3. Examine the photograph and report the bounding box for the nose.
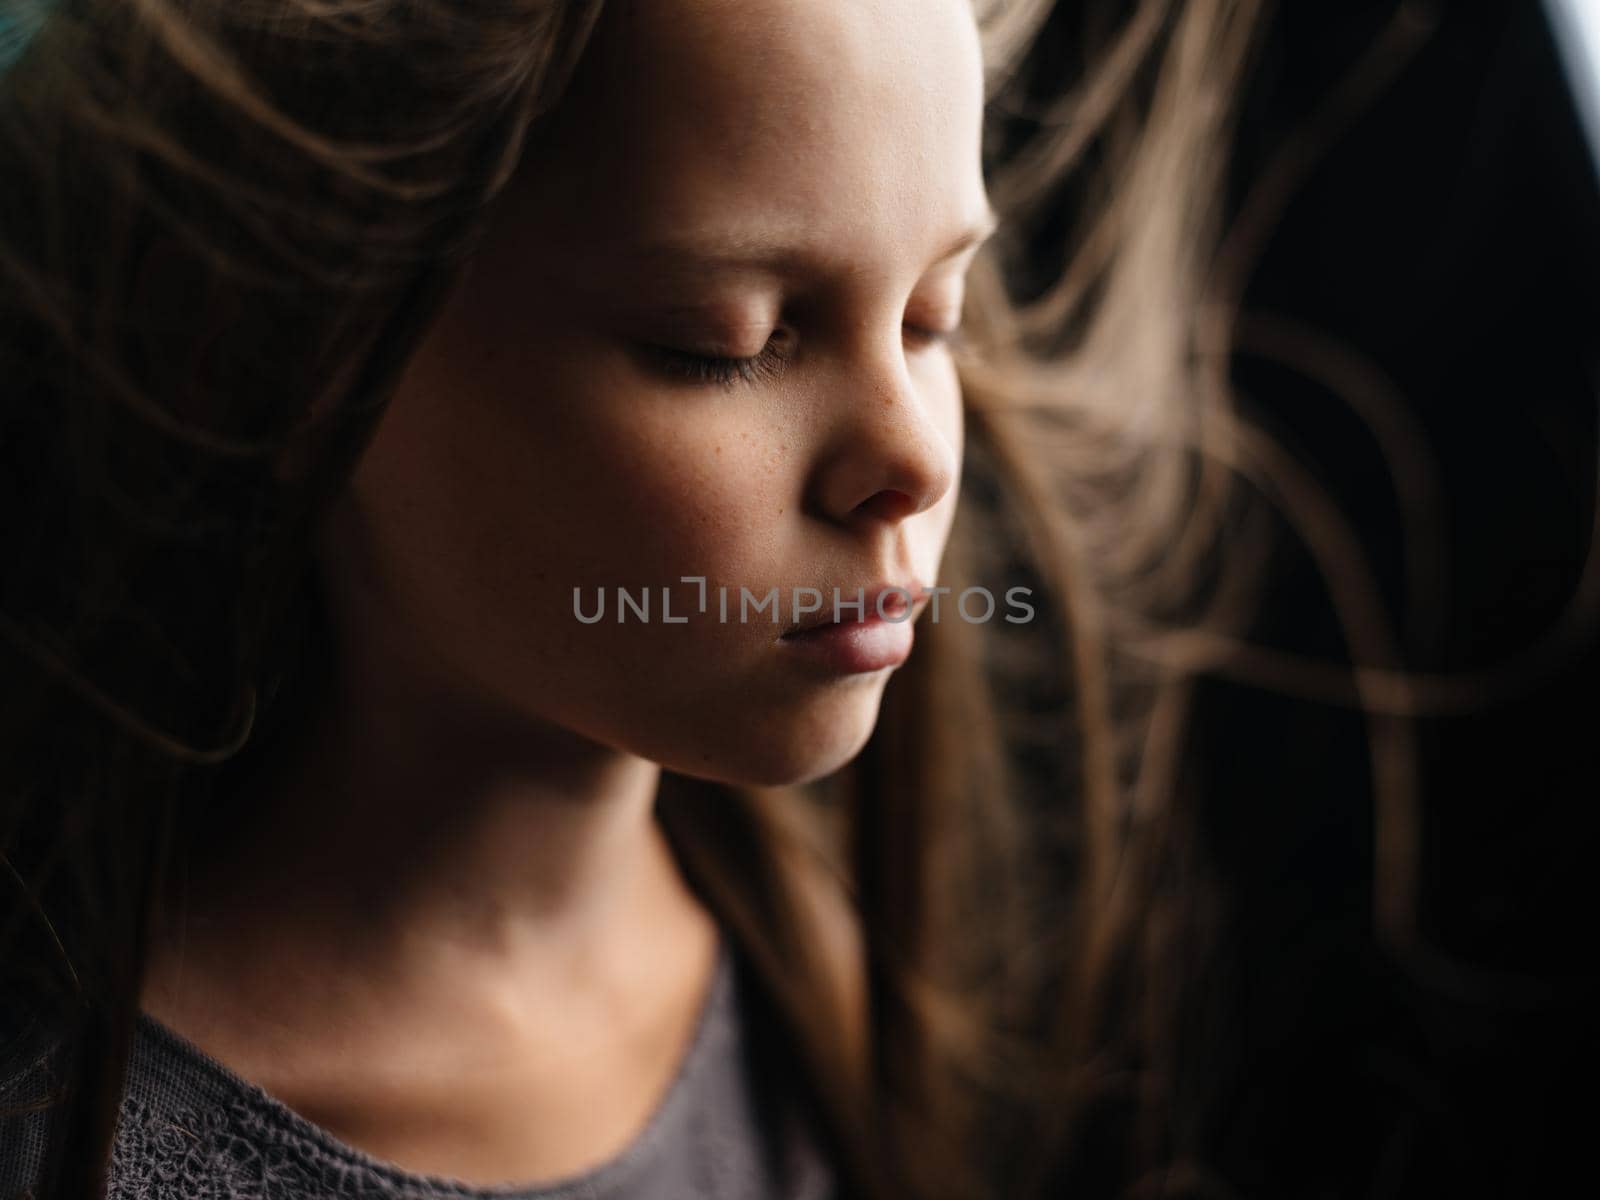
[807,342,960,527]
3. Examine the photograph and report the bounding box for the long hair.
[0,2,1268,1196]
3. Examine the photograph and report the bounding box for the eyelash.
[651,323,963,389]
[651,335,793,388]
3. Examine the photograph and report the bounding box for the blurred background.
[1018,2,1599,1196]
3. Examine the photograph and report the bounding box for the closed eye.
[645,332,793,388]
[643,320,962,388]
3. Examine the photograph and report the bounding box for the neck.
[138,579,727,1187]
[153,587,690,996]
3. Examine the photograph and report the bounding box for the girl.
[0,1,1260,1197]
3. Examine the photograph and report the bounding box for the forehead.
[511,0,990,277]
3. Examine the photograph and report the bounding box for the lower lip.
[777,616,914,674]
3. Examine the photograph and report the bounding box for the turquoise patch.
[0,0,55,78]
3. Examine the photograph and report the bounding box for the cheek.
[359,331,799,654]
[522,386,795,593]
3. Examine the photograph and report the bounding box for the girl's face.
[325,0,992,786]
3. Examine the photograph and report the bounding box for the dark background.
[1206,3,1597,1196]
[1029,3,1599,1196]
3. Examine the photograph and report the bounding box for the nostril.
[852,489,919,522]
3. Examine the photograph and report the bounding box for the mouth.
[779,580,927,640]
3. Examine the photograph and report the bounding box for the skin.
[141,0,992,1184]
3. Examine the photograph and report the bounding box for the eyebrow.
[622,204,1001,277]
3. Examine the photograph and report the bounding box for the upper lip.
[781,580,928,637]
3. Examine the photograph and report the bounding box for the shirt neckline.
[128,932,734,1198]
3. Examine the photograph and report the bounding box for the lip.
[776,615,913,674]
[780,580,928,638]
[775,580,926,675]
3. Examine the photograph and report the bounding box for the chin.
[656,682,888,789]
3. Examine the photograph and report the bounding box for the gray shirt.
[0,938,836,1199]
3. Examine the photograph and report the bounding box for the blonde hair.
[0,2,1270,1196]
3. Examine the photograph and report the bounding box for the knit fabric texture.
[0,939,835,1199]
